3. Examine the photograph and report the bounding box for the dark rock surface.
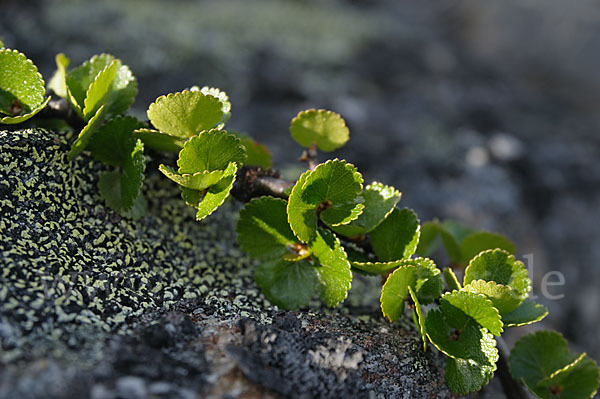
[0,129,452,398]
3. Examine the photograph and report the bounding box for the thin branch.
[231,166,292,202]
[299,143,318,171]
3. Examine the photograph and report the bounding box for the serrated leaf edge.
[0,48,49,124]
[290,108,349,152]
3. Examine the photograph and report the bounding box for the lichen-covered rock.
[0,129,451,398]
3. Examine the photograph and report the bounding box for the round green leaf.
[440,290,503,336]
[289,109,349,152]
[236,197,299,261]
[446,355,497,396]
[159,165,225,191]
[147,90,224,138]
[537,356,599,399]
[502,299,548,327]
[425,306,499,395]
[380,265,415,322]
[411,257,444,305]
[464,249,531,299]
[255,259,319,310]
[510,331,599,399]
[193,85,231,128]
[65,53,137,118]
[180,162,237,221]
[287,159,364,242]
[133,128,184,152]
[370,207,420,262]
[87,116,144,167]
[464,280,522,315]
[310,228,352,308]
[332,181,402,238]
[177,129,246,174]
[0,48,49,124]
[460,231,516,263]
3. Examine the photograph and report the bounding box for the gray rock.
[0,129,451,398]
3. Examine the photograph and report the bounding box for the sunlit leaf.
[289,109,349,152]
[0,48,49,124]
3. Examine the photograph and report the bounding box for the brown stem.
[299,143,318,170]
[230,166,293,202]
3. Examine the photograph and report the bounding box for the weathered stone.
[0,129,451,398]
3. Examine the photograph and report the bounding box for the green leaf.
[0,48,49,124]
[66,54,112,111]
[159,165,225,191]
[443,220,476,242]
[459,232,516,263]
[255,259,319,310]
[464,249,531,299]
[0,39,3,48]
[351,259,408,275]
[439,290,503,336]
[332,182,402,238]
[147,90,224,138]
[97,139,145,213]
[83,60,117,121]
[236,197,298,261]
[107,60,137,116]
[87,116,144,167]
[415,221,440,257]
[370,207,420,262]
[48,53,70,98]
[408,285,427,351]
[99,171,124,212]
[446,355,498,396]
[425,306,498,395]
[289,109,349,152]
[193,86,231,128]
[180,162,237,221]
[287,159,364,242]
[177,129,246,174]
[411,257,444,305]
[425,307,498,360]
[68,104,108,161]
[510,331,599,399]
[415,220,461,262]
[235,133,273,169]
[132,128,184,152]
[122,194,148,220]
[537,356,599,399]
[380,265,415,322]
[121,139,146,210]
[310,228,352,308]
[65,54,137,118]
[443,267,462,292]
[502,299,548,327]
[464,280,522,315]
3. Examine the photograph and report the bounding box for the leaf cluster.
[2,47,598,398]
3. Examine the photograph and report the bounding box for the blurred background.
[2,0,599,360]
